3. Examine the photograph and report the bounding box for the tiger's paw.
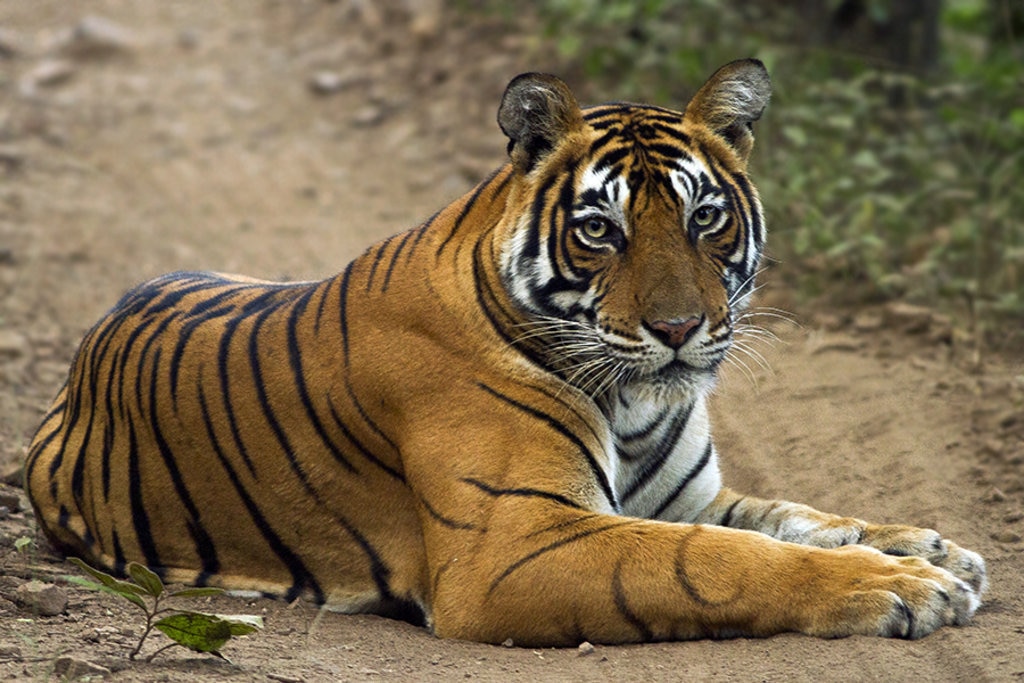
[859,524,988,597]
[802,545,982,639]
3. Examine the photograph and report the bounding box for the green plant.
[66,558,263,662]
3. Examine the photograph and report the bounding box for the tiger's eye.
[581,218,609,240]
[692,206,720,228]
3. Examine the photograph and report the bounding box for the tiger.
[25,59,986,646]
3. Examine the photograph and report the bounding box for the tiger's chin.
[616,359,720,405]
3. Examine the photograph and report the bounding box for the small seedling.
[66,557,263,662]
[13,536,34,554]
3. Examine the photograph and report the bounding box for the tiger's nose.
[648,316,703,349]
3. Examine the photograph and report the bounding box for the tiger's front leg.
[695,488,988,595]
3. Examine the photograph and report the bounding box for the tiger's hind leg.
[696,488,988,596]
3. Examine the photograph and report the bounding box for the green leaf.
[154,613,233,653]
[13,537,33,553]
[169,587,226,599]
[68,558,151,598]
[215,614,264,636]
[127,562,164,598]
[65,575,148,610]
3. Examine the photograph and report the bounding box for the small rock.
[0,506,8,521]
[992,530,1022,544]
[177,28,201,50]
[883,302,933,335]
[985,487,1007,503]
[808,334,863,355]
[14,580,67,616]
[981,439,1005,458]
[501,638,514,648]
[0,644,21,661]
[309,71,355,96]
[20,59,76,95]
[1004,511,1024,523]
[62,15,136,58]
[0,146,25,174]
[409,0,443,41]
[0,28,26,58]
[52,656,111,679]
[852,312,883,332]
[0,461,23,486]
[577,641,595,656]
[0,485,21,512]
[266,674,303,683]
[0,330,28,361]
[351,105,385,127]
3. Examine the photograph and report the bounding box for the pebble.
[0,644,21,661]
[0,146,25,173]
[883,301,934,335]
[14,580,68,617]
[501,638,514,648]
[20,59,76,95]
[309,71,357,96]
[52,656,111,679]
[351,105,386,127]
[992,530,1022,544]
[577,641,595,656]
[0,486,21,512]
[0,28,25,58]
[61,15,136,58]
[0,330,28,361]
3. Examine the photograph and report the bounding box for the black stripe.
[196,379,323,603]
[325,396,402,481]
[126,412,162,573]
[147,347,218,575]
[420,495,481,531]
[720,497,744,528]
[476,382,617,511]
[313,277,334,335]
[23,400,65,485]
[622,402,695,502]
[488,520,631,595]
[344,381,405,481]
[613,561,653,641]
[434,167,506,260]
[462,477,585,511]
[218,316,258,476]
[286,290,358,473]
[381,229,415,293]
[652,441,714,519]
[365,239,391,292]
[248,305,320,497]
[521,172,560,262]
[338,261,355,364]
[406,209,441,262]
[616,406,670,447]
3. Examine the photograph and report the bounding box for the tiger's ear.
[498,73,584,173]
[683,59,771,164]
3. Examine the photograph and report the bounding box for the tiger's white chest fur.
[606,386,722,522]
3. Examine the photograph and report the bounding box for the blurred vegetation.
[462,0,1024,349]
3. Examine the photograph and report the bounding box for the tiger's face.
[496,63,770,400]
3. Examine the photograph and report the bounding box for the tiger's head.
[495,60,771,402]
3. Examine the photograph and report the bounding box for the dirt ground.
[0,2,1022,681]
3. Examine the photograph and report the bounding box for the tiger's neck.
[606,385,722,523]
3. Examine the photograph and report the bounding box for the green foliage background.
[467,0,1023,347]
